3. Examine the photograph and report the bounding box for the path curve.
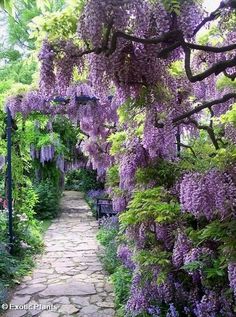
[3,191,115,317]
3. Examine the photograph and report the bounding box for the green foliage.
[0,248,19,282]
[0,58,36,113]
[117,99,145,126]
[0,244,37,307]
[182,260,204,272]
[120,187,180,228]
[97,227,120,274]
[106,165,120,187]
[168,60,184,77]
[0,215,9,245]
[65,168,103,192]
[0,0,13,13]
[178,132,223,172]
[181,254,227,287]
[0,186,43,307]
[11,185,43,254]
[162,0,181,14]
[135,159,181,188]
[112,266,132,312]
[97,227,118,247]
[97,224,132,313]
[135,249,171,269]
[35,0,65,12]
[197,24,223,46]
[40,219,52,234]
[24,118,65,154]
[186,219,236,287]
[7,0,40,48]
[204,258,227,279]
[34,180,61,219]
[108,131,127,155]
[0,48,21,61]
[29,2,81,43]
[217,76,236,92]
[221,103,236,125]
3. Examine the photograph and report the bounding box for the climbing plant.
[1,0,236,316]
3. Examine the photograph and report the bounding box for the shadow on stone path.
[3,191,115,317]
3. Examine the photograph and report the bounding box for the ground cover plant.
[0,0,236,316]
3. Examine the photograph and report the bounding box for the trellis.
[5,93,182,253]
[5,94,98,253]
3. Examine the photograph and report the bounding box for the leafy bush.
[0,196,42,309]
[120,187,180,228]
[97,216,133,314]
[65,168,103,192]
[97,225,120,274]
[34,180,61,219]
[106,165,120,187]
[135,159,181,189]
[0,248,18,282]
[112,266,132,313]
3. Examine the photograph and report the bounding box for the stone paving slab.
[2,191,115,317]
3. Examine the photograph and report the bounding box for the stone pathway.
[3,191,115,317]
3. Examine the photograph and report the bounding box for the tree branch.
[183,45,236,82]
[185,119,220,150]
[177,142,197,157]
[192,2,226,36]
[186,42,236,53]
[106,30,182,55]
[157,41,182,58]
[173,93,236,123]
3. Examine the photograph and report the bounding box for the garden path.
[3,191,115,317]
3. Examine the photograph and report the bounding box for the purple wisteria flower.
[193,291,218,317]
[172,231,192,268]
[117,244,135,270]
[87,189,105,201]
[180,169,236,220]
[147,306,161,317]
[228,262,236,298]
[166,303,179,317]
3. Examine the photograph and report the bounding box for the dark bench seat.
[96,198,117,220]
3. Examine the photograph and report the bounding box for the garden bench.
[96,198,117,220]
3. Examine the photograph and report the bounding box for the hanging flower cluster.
[180,169,236,220]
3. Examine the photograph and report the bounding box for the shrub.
[97,225,120,274]
[111,266,132,313]
[65,168,103,192]
[0,247,18,282]
[97,217,133,314]
[0,185,43,309]
[97,217,120,273]
[34,180,61,219]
